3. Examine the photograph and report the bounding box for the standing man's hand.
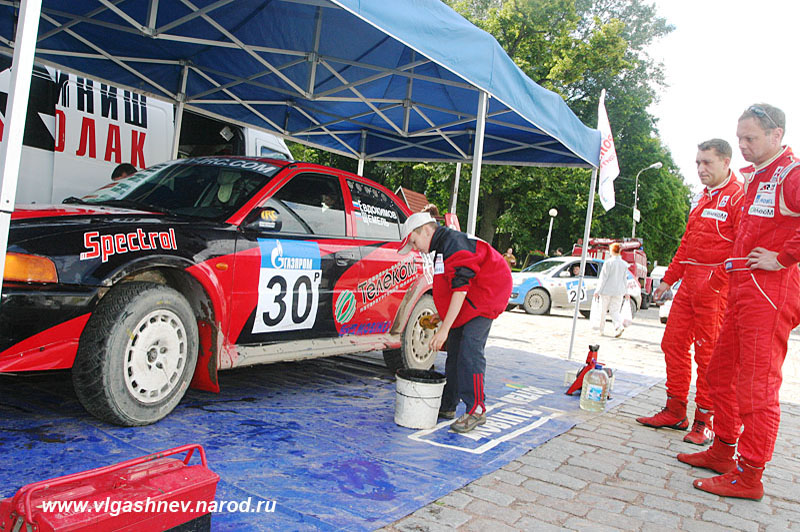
[654,281,671,300]
[747,247,784,271]
[429,325,450,352]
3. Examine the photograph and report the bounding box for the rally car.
[0,157,437,426]
[507,257,641,317]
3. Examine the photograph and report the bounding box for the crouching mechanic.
[678,103,800,500]
[399,212,512,433]
[637,139,744,445]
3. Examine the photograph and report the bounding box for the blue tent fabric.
[0,0,600,167]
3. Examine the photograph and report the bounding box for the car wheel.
[579,310,591,319]
[506,304,518,312]
[522,288,550,315]
[72,282,198,426]
[640,292,650,310]
[383,294,437,372]
[630,298,639,316]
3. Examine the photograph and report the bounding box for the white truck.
[0,58,292,204]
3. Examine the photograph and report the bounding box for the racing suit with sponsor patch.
[660,172,744,410]
[706,146,800,465]
[429,226,512,415]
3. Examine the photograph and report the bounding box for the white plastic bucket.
[394,369,446,429]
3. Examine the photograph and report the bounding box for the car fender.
[510,276,544,305]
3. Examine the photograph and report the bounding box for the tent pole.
[466,91,488,236]
[171,64,189,159]
[567,167,599,361]
[0,0,42,299]
[450,162,461,214]
[357,129,366,176]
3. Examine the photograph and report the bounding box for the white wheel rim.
[124,309,187,404]
[408,308,436,367]
[526,291,544,310]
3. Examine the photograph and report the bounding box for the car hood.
[11,204,156,221]
[511,271,542,284]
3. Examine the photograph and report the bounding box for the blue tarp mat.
[0,347,657,531]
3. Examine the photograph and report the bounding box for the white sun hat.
[398,212,436,254]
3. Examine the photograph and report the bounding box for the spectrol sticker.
[80,228,176,262]
[253,239,322,334]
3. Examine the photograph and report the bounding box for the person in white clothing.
[593,242,630,337]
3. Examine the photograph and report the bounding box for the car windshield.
[521,259,565,274]
[75,158,280,221]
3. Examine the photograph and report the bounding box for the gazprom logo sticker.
[335,290,357,324]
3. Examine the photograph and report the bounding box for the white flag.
[597,89,619,211]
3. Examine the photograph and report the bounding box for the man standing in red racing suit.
[399,212,512,434]
[637,139,744,445]
[678,104,800,500]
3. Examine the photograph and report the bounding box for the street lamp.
[545,208,558,255]
[632,162,662,239]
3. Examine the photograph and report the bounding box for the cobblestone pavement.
[382,306,800,531]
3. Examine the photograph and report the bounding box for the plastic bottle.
[579,363,609,412]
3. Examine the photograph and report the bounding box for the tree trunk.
[477,195,502,246]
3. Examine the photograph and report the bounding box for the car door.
[231,171,360,344]
[337,178,412,337]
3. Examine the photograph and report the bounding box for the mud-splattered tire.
[72,282,198,426]
[383,294,437,372]
[522,288,550,315]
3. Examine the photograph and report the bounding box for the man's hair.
[421,203,440,217]
[739,103,786,135]
[610,243,621,254]
[697,138,732,159]
[112,163,137,179]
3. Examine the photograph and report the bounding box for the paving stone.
[500,460,523,472]
[617,468,668,487]
[556,463,609,484]
[460,518,519,532]
[624,505,683,528]
[531,495,591,517]
[435,491,472,509]
[573,492,626,513]
[682,519,742,532]
[460,499,521,525]
[410,505,470,528]
[520,478,577,500]
[565,455,619,475]
[515,501,570,523]
[490,468,527,486]
[462,484,515,507]
[393,517,453,532]
[701,509,760,532]
[518,465,588,491]
[513,516,563,531]
[490,480,539,503]
[625,461,670,479]
[586,508,645,530]
[562,517,621,532]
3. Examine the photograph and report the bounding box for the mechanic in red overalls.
[399,212,512,434]
[637,139,744,445]
[678,104,800,500]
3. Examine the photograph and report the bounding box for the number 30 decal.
[253,240,322,333]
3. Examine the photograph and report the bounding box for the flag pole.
[567,89,618,361]
[567,167,598,361]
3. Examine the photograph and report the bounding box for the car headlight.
[4,253,59,283]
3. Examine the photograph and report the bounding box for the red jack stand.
[566,344,599,395]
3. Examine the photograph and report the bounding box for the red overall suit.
[637,172,743,444]
[679,146,800,499]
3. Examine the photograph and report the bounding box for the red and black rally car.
[0,157,437,426]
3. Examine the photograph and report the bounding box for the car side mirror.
[244,207,283,232]
[558,271,571,278]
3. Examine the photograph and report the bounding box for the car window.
[347,180,405,240]
[269,173,346,237]
[584,262,600,277]
[79,158,278,221]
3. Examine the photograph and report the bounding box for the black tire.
[660,316,668,324]
[72,282,199,426]
[506,304,518,312]
[640,291,650,310]
[630,298,639,316]
[579,310,591,319]
[522,288,550,315]
[383,294,437,372]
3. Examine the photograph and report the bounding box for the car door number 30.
[254,240,322,333]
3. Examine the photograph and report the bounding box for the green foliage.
[288,0,691,266]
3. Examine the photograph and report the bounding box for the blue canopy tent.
[0,0,601,295]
